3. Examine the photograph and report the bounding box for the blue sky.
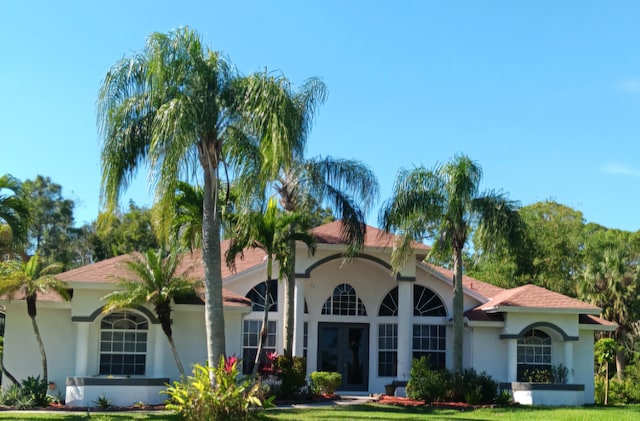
[1,1,639,231]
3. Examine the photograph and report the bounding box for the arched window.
[378,285,446,317]
[99,311,148,375]
[322,283,367,316]
[245,279,278,312]
[517,329,552,381]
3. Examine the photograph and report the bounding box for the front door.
[317,323,369,391]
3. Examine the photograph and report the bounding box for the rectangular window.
[378,323,397,377]
[242,320,276,375]
[303,322,308,359]
[99,312,148,375]
[412,324,446,370]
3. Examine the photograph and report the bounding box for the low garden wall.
[65,377,169,407]
[510,382,585,406]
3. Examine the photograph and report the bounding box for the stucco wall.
[3,302,75,395]
[470,326,508,382]
[575,330,596,404]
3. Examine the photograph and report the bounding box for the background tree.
[22,176,76,268]
[595,337,619,405]
[98,27,300,367]
[226,197,314,376]
[102,247,195,377]
[380,154,523,372]
[0,174,30,252]
[0,254,70,385]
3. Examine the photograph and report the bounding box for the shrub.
[20,375,48,407]
[92,393,113,409]
[165,356,266,420]
[407,357,498,404]
[0,384,31,408]
[274,356,309,399]
[407,357,445,402]
[309,371,342,395]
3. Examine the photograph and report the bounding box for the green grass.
[260,404,640,421]
[0,405,638,421]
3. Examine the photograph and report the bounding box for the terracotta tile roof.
[478,284,601,312]
[311,221,431,252]
[420,263,506,300]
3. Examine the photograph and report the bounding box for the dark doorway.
[317,323,369,391]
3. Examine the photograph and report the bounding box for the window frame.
[98,311,149,376]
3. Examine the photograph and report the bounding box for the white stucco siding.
[575,330,596,403]
[69,288,110,317]
[504,313,579,339]
[469,326,508,382]
[2,302,75,394]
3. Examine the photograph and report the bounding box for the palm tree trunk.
[252,258,272,377]
[30,315,48,384]
[202,162,226,369]
[452,247,464,372]
[166,334,186,378]
[1,359,19,386]
[283,236,296,358]
[615,348,625,381]
[605,364,609,405]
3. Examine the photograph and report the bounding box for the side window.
[99,311,148,375]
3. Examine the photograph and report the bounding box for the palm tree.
[226,197,314,376]
[0,174,30,248]
[102,247,195,377]
[98,27,298,367]
[380,154,523,372]
[0,254,70,384]
[578,246,639,379]
[243,77,379,357]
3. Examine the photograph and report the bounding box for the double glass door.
[317,323,369,391]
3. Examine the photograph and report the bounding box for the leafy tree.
[92,201,159,261]
[380,154,523,372]
[22,176,76,267]
[98,27,299,367]
[102,247,195,377]
[0,174,30,250]
[226,197,314,376]
[0,254,70,385]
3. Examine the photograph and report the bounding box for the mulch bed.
[0,403,167,412]
[376,394,497,410]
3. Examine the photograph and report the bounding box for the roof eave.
[484,306,601,315]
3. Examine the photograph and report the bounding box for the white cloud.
[615,78,640,94]
[601,162,640,177]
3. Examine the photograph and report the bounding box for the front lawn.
[0,404,638,420]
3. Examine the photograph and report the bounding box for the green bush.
[595,376,640,405]
[309,371,342,395]
[20,375,49,407]
[274,356,309,399]
[407,357,498,404]
[165,356,266,420]
[0,384,32,408]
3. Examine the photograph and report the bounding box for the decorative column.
[74,322,90,376]
[507,338,518,382]
[292,277,305,357]
[396,280,413,380]
[564,341,574,383]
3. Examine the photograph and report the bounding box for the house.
[1,221,616,406]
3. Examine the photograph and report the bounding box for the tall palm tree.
[578,246,639,379]
[0,174,30,248]
[242,76,379,357]
[98,27,298,367]
[226,197,315,376]
[102,247,195,377]
[380,154,523,372]
[0,254,70,384]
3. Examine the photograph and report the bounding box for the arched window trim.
[377,285,447,317]
[322,283,367,316]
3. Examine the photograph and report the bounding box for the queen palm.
[226,197,314,376]
[102,247,195,377]
[244,77,379,357]
[0,174,30,247]
[98,28,298,367]
[380,154,523,372]
[0,254,70,385]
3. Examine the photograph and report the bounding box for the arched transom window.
[245,279,278,312]
[378,285,446,317]
[99,311,148,375]
[322,283,367,316]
